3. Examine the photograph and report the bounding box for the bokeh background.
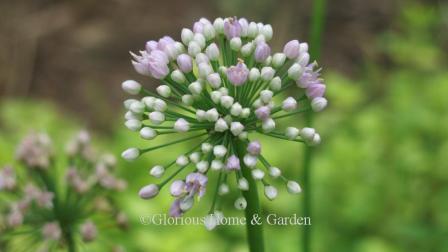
[1,0,447,251]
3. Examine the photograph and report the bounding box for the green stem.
[236,141,265,252]
[302,0,327,251]
[66,231,76,252]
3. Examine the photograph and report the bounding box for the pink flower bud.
[170,180,186,197]
[226,62,249,86]
[283,40,300,59]
[306,83,326,99]
[176,54,193,73]
[224,17,242,39]
[145,40,158,53]
[255,106,271,120]
[81,221,97,242]
[139,184,159,199]
[226,155,241,170]
[247,141,261,155]
[254,42,271,63]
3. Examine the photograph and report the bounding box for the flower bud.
[230,122,245,136]
[193,33,206,49]
[213,145,227,158]
[211,160,224,170]
[139,184,159,199]
[206,108,219,122]
[205,43,220,61]
[149,111,165,125]
[124,98,139,109]
[141,97,155,109]
[309,133,321,146]
[218,87,228,95]
[227,62,249,86]
[220,95,234,109]
[180,196,194,211]
[260,90,273,103]
[254,42,270,63]
[177,54,193,73]
[243,154,257,167]
[174,118,190,132]
[210,91,222,103]
[156,85,171,98]
[80,221,97,242]
[299,42,309,54]
[125,119,142,131]
[196,53,209,65]
[272,53,286,68]
[182,94,194,106]
[153,99,167,112]
[241,108,251,118]
[188,41,201,56]
[230,102,243,116]
[145,40,158,52]
[287,181,302,194]
[224,18,242,39]
[170,180,185,197]
[204,214,218,231]
[269,77,282,91]
[230,37,242,51]
[306,84,326,98]
[176,155,189,166]
[237,178,249,191]
[269,166,281,178]
[202,24,216,40]
[219,184,230,195]
[247,141,261,155]
[262,118,276,132]
[288,63,303,80]
[311,97,328,112]
[249,68,260,81]
[252,169,265,180]
[188,81,203,95]
[207,73,221,89]
[285,127,300,140]
[201,143,213,153]
[234,197,247,210]
[196,109,206,122]
[198,63,213,78]
[171,69,186,83]
[122,80,141,95]
[264,185,278,200]
[140,127,157,140]
[282,97,297,111]
[129,101,145,114]
[300,127,315,141]
[260,67,275,81]
[196,161,209,173]
[241,42,254,57]
[297,52,310,67]
[283,40,300,59]
[213,18,225,34]
[214,118,229,132]
[121,148,140,161]
[150,165,165,178]
[260,24,273,41]
[255,106,271,120]
[181,28,194,45]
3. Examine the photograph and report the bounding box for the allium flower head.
[122,17,328,230]
[0,131,128,250]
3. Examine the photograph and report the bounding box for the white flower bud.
[264,185,278,200]
[254,34,265,44]
[213,18,224,34]
[138,184,159,199]
[252,169,265,180]
[130,101,145,114]
[269,166,281,178]
[230,37,242,51]
[261,67,275,81]
[260,90,273,103]
[220,95,234,109]
[300,127,316,141]
[218,87,229,96]
[287,181,302,194]
[269,77,282,91]
[121,148,140,161]
[213,145,227,158]
[211,159,224,170]
[210,91,222,103]
[237,178,249,191]
[125,119,142,131]
[201,143,213,153]
[122,80,141,95]
[174,118,190,132]
[309,133,321,146]
[218,184,229,195]
[188,81,203,95]
[193,33,206,49]
[140,127,157,140]
[205,108,219,122]
[214,118,229,132]
[230,122,245,136]
[223,115,233,125]
[203,24,216,40]
[241,42,254,57]
[238,131,248,140]
[149,165,164,178]
[282,97,297,111]
[204,214,218,231]
[252,98,263,108]
[188,41,201,56]
[196,53,209,64]
[182,94,194,106]
[241,108,251,118]
[196,109,206,122]
[218,66,227,75]
[189,152,201,164]
[261,24,273,41]
[149,111,165,125]
[243,154,257,168]
[125,111,141,121]
[124,99,139,109]
[311,97,328,112]
[262,118,276,132]
[153,99,167,112]
[141,97,155,109]
[247,22,258,38]
[234,197,247,210]
[264,56,272,66]
[297,52,310,67]
[181,28,194,45]
[198,63,213,78]
[230,102,243,116]
[196,161,209,173]
[171,70,186,83]
[272,53,286,68]
[207,73,221,89]
[249,68,260,81]
[176,155,189,166]
[285,127,300,140]
[299,42,309,54]
[288,63,303,80]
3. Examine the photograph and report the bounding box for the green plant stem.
[66,231,76,252]
[236,141,265,252]
[303,0,327,252]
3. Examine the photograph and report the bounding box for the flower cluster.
[121,17,328,230]
[0,131,128,251]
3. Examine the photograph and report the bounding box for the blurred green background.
[1,0,447,251]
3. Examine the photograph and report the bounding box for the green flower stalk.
[0,131,128,252]
[121,17,328,251]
